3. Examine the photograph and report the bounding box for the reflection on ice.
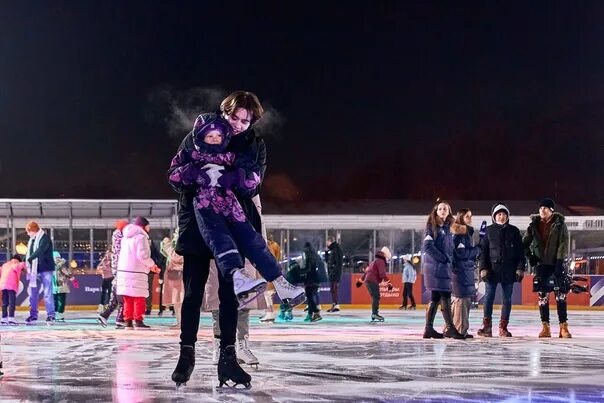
[1,309,604,401]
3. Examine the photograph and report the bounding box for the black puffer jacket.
[168,115,267,257]
[479,223,525,284]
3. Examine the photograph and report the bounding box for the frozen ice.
[1,308,604,402]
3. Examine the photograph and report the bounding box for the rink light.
[15,242,28,255]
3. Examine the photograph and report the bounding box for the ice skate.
[371,313,385,322]
[172,345,195,389]
[232,268,267,308]
[45,316,55,326]
[124,320,134,330]
[217,345,252,389]
[134,320,151,330]
[96,314,108,328]
[284,309,293,321]
[273,275,305,307]
[259,311,276,323]
[0,318,7,326]
[25,316,37,326]
[310,312,322,322]
[327,304,340,313]
[212,337,220,365]
[236,336,259,369]
[55,312,65,323]
[96,304,104,313]
[8,318,18,326]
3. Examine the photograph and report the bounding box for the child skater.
[1,255,27,325]
[356,247,393,322]
[52,252,79,322]
[116,217,160,330]
[168,115,304,308]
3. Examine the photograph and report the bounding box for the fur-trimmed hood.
[451,223,474,236]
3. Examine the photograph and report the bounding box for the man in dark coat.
[523,197,571,338]
[325,236,343,313]
[477,203,525,337]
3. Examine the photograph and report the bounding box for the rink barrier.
[13,273,604,309]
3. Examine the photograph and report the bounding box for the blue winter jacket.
[451,224,480,298]
[422,221,454,292]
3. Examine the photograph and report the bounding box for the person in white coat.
[116,217,159,330]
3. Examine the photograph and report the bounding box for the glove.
[516,270,525,283]
[198,163,225,187]
[479,221,487,238]
[480,269,489,281]
[554,259,565,277]
[528,254,540,267]
[387,283,393,291]
[71,278,80,289]
[217,167,244,189]
[355,280,363,288]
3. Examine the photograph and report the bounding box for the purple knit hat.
[193,114,231,150]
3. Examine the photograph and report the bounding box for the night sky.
[1,2,604,205]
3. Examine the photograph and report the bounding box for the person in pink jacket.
[1,255,27,325]
[356,247,393,322]
[116,217,160,330]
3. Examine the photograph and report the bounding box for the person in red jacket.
[356,247,393,322]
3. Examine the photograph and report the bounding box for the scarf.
[26,229,44,289]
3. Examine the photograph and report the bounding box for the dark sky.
[1,1,604,205]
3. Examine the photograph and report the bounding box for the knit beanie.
[539,197,555,211]
[133,216,149,228]
[380,246,392,261]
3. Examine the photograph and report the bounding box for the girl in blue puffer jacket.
[422,201,464,339]
[451,209,480,338]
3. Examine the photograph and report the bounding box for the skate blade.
[283,292,306,308]
[175,382,187,390]
[237,287,267,309]
[216,380,252,390]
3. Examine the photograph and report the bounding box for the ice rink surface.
[1,308,604,402]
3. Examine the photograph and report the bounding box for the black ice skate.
[217,345,251,389]
[172,345,195,389]
[371,313,385,322]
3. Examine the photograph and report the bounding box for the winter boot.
[423,301,444,339]
[217,345,252,389]
[559,322,572,338]
[538,322,551,338]
[371,313,385,322]
[232,268,267,307]
[477,317,492,337]
[134,320,151,330]
[211,337,221,365]
[273,275,306,307]
[172,345,195,388]
[499,320,512,337]
[116,304,125,327]
[236,336,259,368]
[441,297,465,339]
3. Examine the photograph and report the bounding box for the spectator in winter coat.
[160,230,185,330]
[0,255,27,325]
[400,255,417,310]
[24,221,55,325]
[301,242,327,323]
[52,252,79,322]
[477,203,525,338]
[115,217,160,330]
[97,219,128,328]
[147,240,166,315]
[523,197,572,338]
[356,247,393,322]
[451,209,480,338]
[168,114,304,309]
[422,201,464,339]
[325,236,344,313]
